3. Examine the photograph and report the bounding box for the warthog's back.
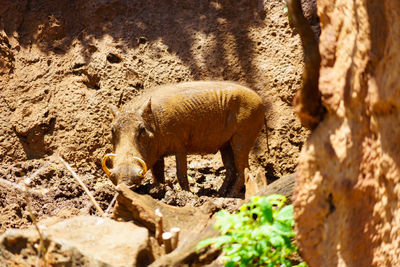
[142,81,264,154]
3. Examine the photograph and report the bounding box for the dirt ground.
[0,0,317,239]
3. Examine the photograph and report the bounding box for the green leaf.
[196,237,219,252]
[215,210,231,222]
[226,243,242,256]
[283,6,288,14]
[256,239,270,254]
[213,235,232,248]
[196,235,232,253]
[197,195,305,267]
[260,197,273,223]
[265,194,286,209]
[294,262,308,267]
[276,205,294,222]
[215,211,236,235]
[270,232,285,247]
[272,221,295,237]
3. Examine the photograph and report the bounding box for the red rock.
[294,0,400,266]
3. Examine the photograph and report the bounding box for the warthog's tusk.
[102,153,116,176]
[101,154,148,178]
[132,156,148,177]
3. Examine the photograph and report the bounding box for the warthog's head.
[102,99,156,188]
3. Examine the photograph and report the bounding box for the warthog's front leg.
[152,157,165,184]
[176,153,189,191]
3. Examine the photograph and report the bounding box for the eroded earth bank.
[0,0,320,266]
[294,0,400,266]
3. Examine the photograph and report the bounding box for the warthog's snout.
[102,153,148,187]
[109,165,144,187]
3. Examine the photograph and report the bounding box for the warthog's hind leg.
[219,142,237,196]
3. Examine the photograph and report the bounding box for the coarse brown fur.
[109,81,265,197]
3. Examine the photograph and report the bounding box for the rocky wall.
[294,0,400,265]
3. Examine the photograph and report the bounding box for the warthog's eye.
[111,127,118,146]
[138,123,146,138]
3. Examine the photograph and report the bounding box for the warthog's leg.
[219,142,237,196]
[229,134,255,198]
[176,153,189,191]
[229,153,249,198]
[152,157,165,184]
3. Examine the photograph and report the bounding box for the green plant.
[197,194,306,267]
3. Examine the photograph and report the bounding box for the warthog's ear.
[140,98,155,133]
[110,104,119,118]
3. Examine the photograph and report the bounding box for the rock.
[294,0,400,266]
[112,183,221,262]
[244,167,268,199]
[112,184,213,236]
[0,216,153,266]
[112,184,241,266]
[257,173,295,203]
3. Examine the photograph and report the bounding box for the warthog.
[102,81,264,197]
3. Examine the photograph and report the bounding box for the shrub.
[197,194,306,267]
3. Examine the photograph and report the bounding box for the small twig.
[24,163,49,186]
[143,68,154,89]
[1,163,49,197]
[171,227,180,250]
[57,156,105,217]
[0,178,48,196]
[117,91,124,108]
[104,192,118,217]
[21,164,49,267]
[24,190,46,267]
[44,242,56,265]
[162,232,173,254]
[155,208,163,245]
